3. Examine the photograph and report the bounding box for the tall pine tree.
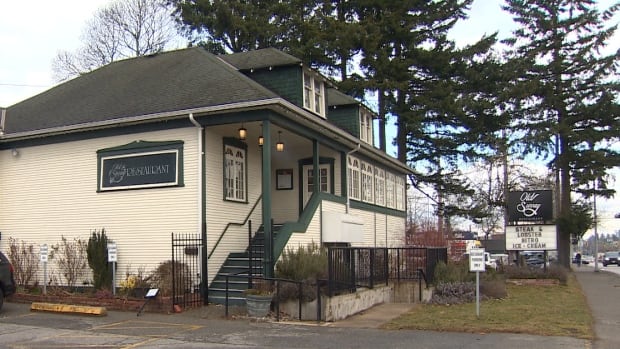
[502,0,620,267]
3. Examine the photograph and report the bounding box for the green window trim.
[96,140,184,192]
[223,137,249,203]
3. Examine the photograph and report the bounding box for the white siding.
[0,127,199,286]
[281,201,325,254]
[204,128,263,283]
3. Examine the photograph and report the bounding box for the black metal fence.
[327,247,447,296]
[171,233,204,310]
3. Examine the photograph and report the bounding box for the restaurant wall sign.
[507,190,553,223]
[97,140,183,191]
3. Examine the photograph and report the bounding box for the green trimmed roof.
[220,48,302,71]
[5,47,277,134]
[327,88,360,107]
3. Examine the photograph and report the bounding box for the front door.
[302,163,331,208]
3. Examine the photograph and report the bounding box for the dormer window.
[304,72,325,117]
[360,109,373,145]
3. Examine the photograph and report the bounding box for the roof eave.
[0,98,412,174]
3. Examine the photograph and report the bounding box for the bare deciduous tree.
[52,0,179,81]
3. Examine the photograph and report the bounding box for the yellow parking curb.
[30,302,107,316]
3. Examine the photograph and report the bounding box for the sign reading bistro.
[505,224,557,251]
[97,141,183,191]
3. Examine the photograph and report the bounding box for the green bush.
[275,242,327,302]
[87,229,112,290]
[275,242,327,281]
[433,261,474,284]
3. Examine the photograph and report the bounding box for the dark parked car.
[602,252,619,267]
[0,251,17,311]
[526,256,546,268]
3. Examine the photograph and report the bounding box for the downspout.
[0,107,6,136]
[346,143,361,213]
[189,113,208,304]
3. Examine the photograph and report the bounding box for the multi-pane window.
[386,172,396,209]
[303,72,324,117]
[224,144,246,202]
[374,167,385,206]
[359,110,373,145]
[361,162,374,203]
[348,157,360,200]
[306,167,328,193]
[396,176,405,211]
[345,157,405,212]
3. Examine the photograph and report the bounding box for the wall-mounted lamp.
[11,148,19,157]
[258,135,264,147]
[276,131,284,152]
[238,123,247,140]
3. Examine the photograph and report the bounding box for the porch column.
[313,139,319,195]
[261,121,274,278]
[341,150,348,209]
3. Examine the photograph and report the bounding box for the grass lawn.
[382,274,593,339]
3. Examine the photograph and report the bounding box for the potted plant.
[243,280,273,317]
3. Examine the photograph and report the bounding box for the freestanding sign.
[505,224,557,251]
[39,244,48,263]
[469,248,485,272]
[107,243,117,262]
[507,190,553,223]
[108,242,117,296]
[469,248,485,318]
[40,244,48,295]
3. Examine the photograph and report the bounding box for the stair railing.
[208,195,262,260]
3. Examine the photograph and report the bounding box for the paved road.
[0,301,588,349]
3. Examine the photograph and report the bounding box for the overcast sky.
[0,0,618,235]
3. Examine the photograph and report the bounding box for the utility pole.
[593,179,600,272]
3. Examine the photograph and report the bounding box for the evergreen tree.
[502,0,620,267]
[87,229,112,290]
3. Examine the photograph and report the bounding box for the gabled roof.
[220,48,302,71]
[327,88,360,107]
[327,87,378,119]
[5,47,277,134]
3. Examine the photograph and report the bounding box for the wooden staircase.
[207,226,279,305]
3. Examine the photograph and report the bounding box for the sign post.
[40,244,48,295]
[107,243,117,296]
[469,248,485,318]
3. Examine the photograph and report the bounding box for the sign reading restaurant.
[97,140,183,191]
[507,190,553,223]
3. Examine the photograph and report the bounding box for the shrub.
[275,242,327,281]
[148,260,192,297]
[433,260,474,284]
[244,279,273,296]
[431,260,507,304]
[430,282,476,304]
[50,236,88,288]
[480,279,507,299]
[87,229,112,290]
[503,263,569,284]
[119,266,152,298]
[275,242,327,302]
[7,237,40,287]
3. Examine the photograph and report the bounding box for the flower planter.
[245,294,272,317]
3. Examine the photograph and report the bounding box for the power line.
[0,83,49,87]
